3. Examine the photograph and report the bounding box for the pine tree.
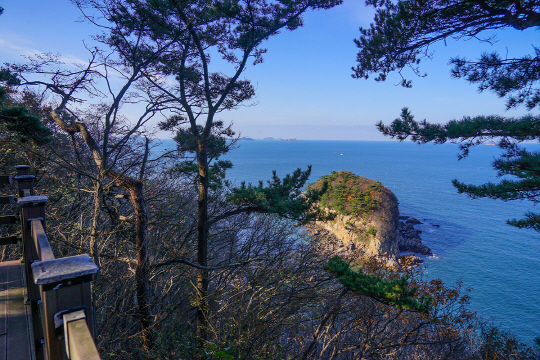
[0,70,53,145]
[353,0,540,231]
[88,0,342,341]
[377,109,540,230]
[353,0,540,110]
[324,256,431,312]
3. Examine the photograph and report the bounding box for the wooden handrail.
[0,195,16,204]
[0,175,13,185]
[31,219,55,261]
[10,166,101,360]
[64,310,101,360]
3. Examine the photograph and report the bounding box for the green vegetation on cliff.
[307,171,397,219]
[325,256,431,312]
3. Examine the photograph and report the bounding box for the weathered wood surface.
[31,220,54,262]
[0,260,35,360]
[64,311,100,360]
[32,254,98,285]
[32,253,99,359]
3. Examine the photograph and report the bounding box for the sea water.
[158,139,540,344]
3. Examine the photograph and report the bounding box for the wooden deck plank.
[0,260,7,360]
[0,261,35,360]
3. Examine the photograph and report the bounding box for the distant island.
[234,137,302,141]
[484,140,496,146]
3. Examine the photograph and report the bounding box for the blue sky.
[0,0,537,140]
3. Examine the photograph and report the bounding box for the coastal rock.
[306,223,400,269]
[406,217,422,224]
[306,171,433,268]
[313,211,400,264]
[307,172,400,268]
[397,221,432,255]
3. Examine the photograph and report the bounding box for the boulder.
[397,220,432,255]
[406,217,422,224]
[398,232,432,255]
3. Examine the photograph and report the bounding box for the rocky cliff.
[306,171,400,267]
[306,171,432,268]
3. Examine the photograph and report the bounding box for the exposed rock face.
[313,210,400,267]
[306,172,432,268]
[306,172,400,268]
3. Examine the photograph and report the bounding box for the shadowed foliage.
[0,70,53,145]
[325,255,431,312]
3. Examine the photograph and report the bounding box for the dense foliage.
[85,0,344,342]
[0,74,53,145]
[307,170,391,218]
[325,255,431,312]
[2,1,540,358]
[2,84,539,359]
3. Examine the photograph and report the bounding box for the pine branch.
[324,256,431,312]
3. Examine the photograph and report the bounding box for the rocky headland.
[305,171,432,268]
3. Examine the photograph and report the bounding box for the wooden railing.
[1,165,101,360]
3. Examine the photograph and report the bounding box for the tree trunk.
[196,138,209,342]
[129,182,154,351]
[89,179,102,269]
[51,106,154,350]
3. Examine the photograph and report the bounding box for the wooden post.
[18,195,48,358]
[32,255,99,360]
[15,175,35,198]
[15,165,36,197]
[15,166,101,359]
[15,165,30,175]
[15,164,31,176]
[15,164,35,197]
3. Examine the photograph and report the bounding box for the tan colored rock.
[313,211,399,263]
[310,186,399,267]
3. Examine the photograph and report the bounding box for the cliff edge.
[306,171,400,267]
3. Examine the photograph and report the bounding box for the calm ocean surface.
[158,139,540,344]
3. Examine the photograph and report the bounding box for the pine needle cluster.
[324,256,431,312]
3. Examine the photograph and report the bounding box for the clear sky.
[0,0,537,140]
